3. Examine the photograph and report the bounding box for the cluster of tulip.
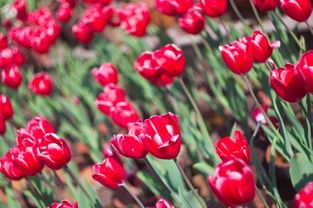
[0,94,14,135]
[0,116,71,180]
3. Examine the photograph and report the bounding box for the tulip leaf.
[177,189,203,208]
[193,162,214,176]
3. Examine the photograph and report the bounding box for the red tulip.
[0,34,8,50]
[16,128,37,146]
[26,116,55,139]
[57,0,76,8]
[12,0,28,21]
[72,22,94,44]
[12,47,25,66]
[279,0,312,22]
[92,156,126,189]
[253,0,278,12]
[1,65,23,89]
[155,0,193,16]
[270,64,307,102]
[0,94,14,120]
[216,130,250,164]
[83,4,113,33]
[56,3,73,22]
[141,112,181,159]
[208,159,256,207]
[111,122,147,159]
[28,72,53,96]
[92,63,118,86]
[245,30,280,63]
[148,198,175,208]
[296,50,313,94]
[200,0,227,18]
[110,101,140,129]
[36,133,71,170]
[0,115,6,135]
[0,48,14,68]
[49,200,78,208]
[252,105,279,127]
[219,40,253,75]
[95,84,126,115]
[0,151,25,180]
[178,5,205,34]
[295,182,313,208]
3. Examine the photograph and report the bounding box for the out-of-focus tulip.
[270,64,307,102]
[26,116,55,139]
[49,200,78,208]
[36,133,71,170]
[72,22,94,44]
[208,159,256,207]
[110,101,140,129]
[1,65,23,89]
[12,0,28,21]
[155,0,193,16]
[296,50,313,94]
[279,0,312,22]
[216,130,250,164]
[0,115,6,135]
[28,72,53,96]
[56,3,73,22]
[200,0,227,18]
[253,0,278,12]
[295,182,313,208]
[178,5,205,34]
[252,105,279,127]
[92,156,126,189]
[92,63,118,86]
[0,94,14,120]
[0,34,8,50]
[148,198,175,208]
[0,151,25,180]
[219,40,253,75]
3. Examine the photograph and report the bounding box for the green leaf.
[289,153,313,190]
[193,162,214,175]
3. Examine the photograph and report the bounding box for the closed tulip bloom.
[56,3,72,22]
[141,112,181,159]
[279,0,312,22]
[1,65,22,89]
[110,101,140,129]
[253,0,278,12]
[208,159,256,207]
[252,105,279,127]
[49,200,78,208]
[26,116,55,139]
[200,0,227,18]
[155,0,193,16]
[16,128,37,146]
[216,130,250,164]
[28,72,53,96]
[92,156,126,189]
[0,151,25,180]
[219,41,253,75]
[36,133,71,170]
[270,64,307,102]
[295,182,313,208]
[72,22,94,44]
[0,94,14,120]
[92,63,118,86]
[179,5,205,34]
[155,198,175,208]
[296,50,313,94]
[0,115,6,135]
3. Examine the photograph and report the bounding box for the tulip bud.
[26,116,55,139]
[36,133,71,170]
[155,0,193,16]
[28,72,53,96]
[270,64,307,102]
[110,101,140,129]
[0,115,6,135]
[0,94,14,120]
[294,182,313,208]
[253,0,278,12]
[0,151,25,180]
[279,0,312,22]
[178,5,205,34]
[92,63,119,86]
[200,0,227,18]
[296,50,313,94]
[1,65,23,89]
[216,130,250,164]
[49,200,78,208]
[147,198,175,208]
[208,159,255,207]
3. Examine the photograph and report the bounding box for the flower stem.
[229,0,250,34]
[219,17,232,41]
[122,183,145,208]
[256,187,270,208]
[248,0,266,33]
[305,21,313,36]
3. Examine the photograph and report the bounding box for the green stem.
[248,0,266,33]
[122,183,145,208]
[229,0,250,34]
[306,95,312,149]
[305,21,313,36]
[191,42,204,60]
[219,17,232,41]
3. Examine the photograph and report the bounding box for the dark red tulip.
[95,84,126,115]
[179,5,205,34]
[245,30,280,63]
[0,115,6,135]
[49,200,78,208]
[72,22,94,44]
[294,182,313,208]
[12,0,28,21]
[111,122,147,158]
[56,3,73,22]
[200,0,227,18]
[252,105,279,127]
[155,0,193,16]
[26,116,55,139]
[208,159,255,207]
[12,47,25,66]
[0,94,14,120]
[0,34,8,50]
[1,65,23,89]
[270,64,307,102]
[219,40,254,75]
[253,0,278,12]
[92,156,126,189]
[0,151,25,180]
[28,72,53,96]
[141,112,181,159]
[92,63,118,86]
[279,0,312,22]
[110,101,140,129]
[216,130,250,164]
[147,198,175,208]
[296,50,313,94]
[36,133,71,170]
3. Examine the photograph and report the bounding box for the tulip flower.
[147,198,175,208]
[219,40,254,75]
[0,34,8,50]
[252,105,279,127]
[0,151,25,180]
[92,63,119,86]
[110,101,140,128]
[36,133,71,170]
[279,0,312,22]
[1,65,23,89]
[28,72,53,96]
[26,116,55,139]
[253,0,278,12]
[294,182,313,208]
[92,156,126,189]
[141,112,182,159]
[56,3,73,22]
[216,130,250,164]
[0,94,14,120]
[178,5,205,35]
[0,115,6,135]
[208,159,256,207]
[296,50,313,94]
[16,128,37,146]
[49,200,78,208]
[155,0,193,16]
[200,0,227,18]
[72,22,94,44]
[270,64,307,102]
